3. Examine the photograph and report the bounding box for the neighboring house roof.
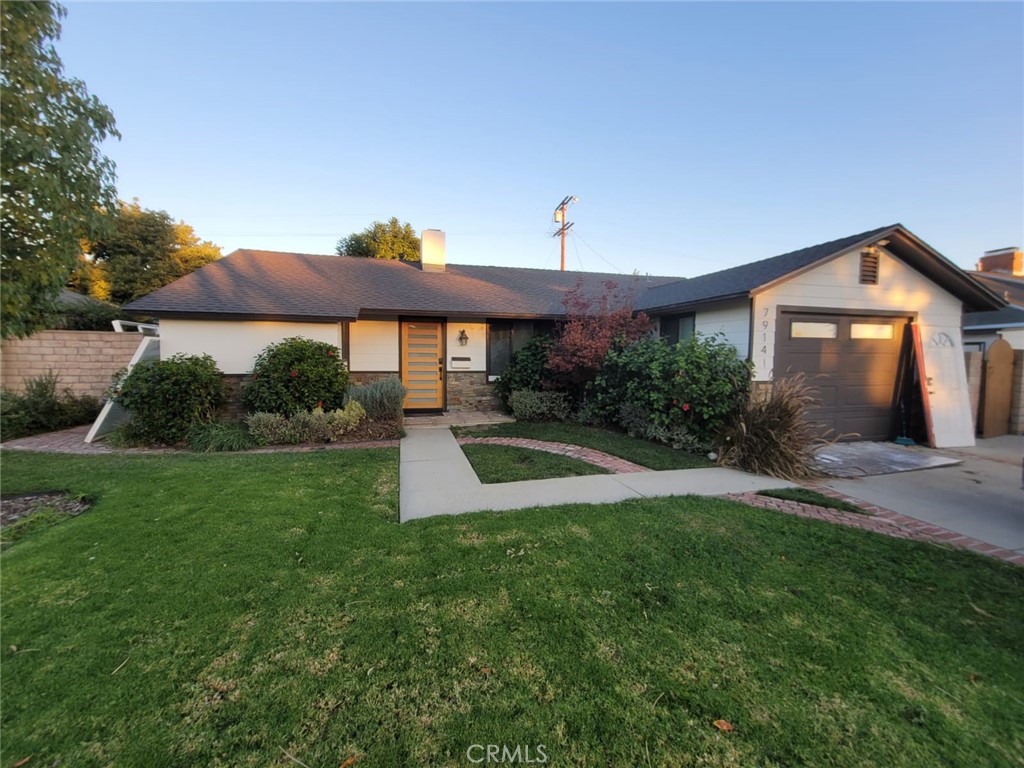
[963,306,1024,331]
[124,224,1005,321]
[58,289,107,308]
[636,224,1004,314]
[123,249,679,321]
[966,271,1024,308]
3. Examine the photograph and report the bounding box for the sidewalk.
[399,427,797,522]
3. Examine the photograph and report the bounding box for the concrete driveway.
[822,435,1024,556]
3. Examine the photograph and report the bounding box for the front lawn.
[453,421,714,470]
[2,450,1022,767]
[460,443,609,483]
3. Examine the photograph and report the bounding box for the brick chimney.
[420,229,446,272]
[977,247,1023,276]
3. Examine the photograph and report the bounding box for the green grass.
[2,450,1023,767]
[454,421,714,470]
[758,487,866,514]
[461,444,610,483]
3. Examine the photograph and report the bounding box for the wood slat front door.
[401,321,444,410]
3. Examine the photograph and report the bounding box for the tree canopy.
[73,200,222,305]
[1,1,120,338]
[335,217,420,261]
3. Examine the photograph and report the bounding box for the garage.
[775,311,909,441]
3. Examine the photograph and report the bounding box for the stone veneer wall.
[221,374,253,421]
[446,371,504,412]
[0,330,142,399]
[350,372,399,387]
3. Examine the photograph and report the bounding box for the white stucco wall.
[159,319,342,374]
[446,319,487,372]
[348,318,399,372]
[694,299,751,358]
[348,317,488,373]
[753,247,973,447]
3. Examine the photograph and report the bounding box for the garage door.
[775,312,907,441]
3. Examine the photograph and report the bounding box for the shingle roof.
[963,306,1024,329]
[635,225,897,312]
[124,249,679,320]
[967,272,1024,308]
[124,224,1004,320]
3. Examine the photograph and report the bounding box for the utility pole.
[552,195,578,271]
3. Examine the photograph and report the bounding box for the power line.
[571,231,625,274]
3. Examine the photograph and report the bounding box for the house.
[963,247,1024,352]
[124,224,1003,448]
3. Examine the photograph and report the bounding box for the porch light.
[457,329,469,346]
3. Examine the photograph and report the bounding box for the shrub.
[187,423,256,453]
[349,376,405,421]
[51,300,125,331]
[508,390,572,422]
[245,402,367,446]
[243,337,349,416]
[616,402,710,453]
[494,335,553,405]
[246,412,292,446]
[591,334,751,445]
[717,373,826,480]
[329,400,366,436]
[115,354,226,446]
[0,373,101,440]
[545,281,654,403]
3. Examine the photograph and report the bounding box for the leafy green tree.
[1,1,119,338]
[82,200,222,304]
[335,217,420,261]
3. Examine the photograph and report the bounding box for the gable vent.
[860,250,880,285]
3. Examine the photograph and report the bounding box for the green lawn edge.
[453,421,713,470]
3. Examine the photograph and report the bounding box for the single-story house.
[125,224,1003,448]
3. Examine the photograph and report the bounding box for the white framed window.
[791,321,838,339]
[851,323,894,340]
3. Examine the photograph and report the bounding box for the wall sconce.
[457,329,469,346]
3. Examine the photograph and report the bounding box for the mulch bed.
[0,492,91,529]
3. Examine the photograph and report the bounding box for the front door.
[401,320,445,410]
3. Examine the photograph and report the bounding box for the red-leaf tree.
[545,279,654,401]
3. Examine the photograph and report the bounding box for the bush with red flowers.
[242,337,349,416]
[590,334,751,445]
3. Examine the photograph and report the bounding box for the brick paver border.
[456,436,651,474]
[726,484,1023,567]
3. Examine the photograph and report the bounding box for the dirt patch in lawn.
[1,492,92,546]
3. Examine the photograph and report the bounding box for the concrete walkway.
[399,426,797,522]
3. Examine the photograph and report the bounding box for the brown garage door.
[775,312,907,441]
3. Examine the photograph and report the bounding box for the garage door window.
[851,323,894,340]
[791,321,838,339]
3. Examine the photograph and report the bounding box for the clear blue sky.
[58,1,1023,276]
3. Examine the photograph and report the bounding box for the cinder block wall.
[1,331,142,399]
[964,351,982,434]
[1011,350,1024,435]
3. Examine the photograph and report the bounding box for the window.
[791,321,838,339]
[487,320,554,377]
[860,251,880,285]
[660,314,695,345]
[850,323,894,340]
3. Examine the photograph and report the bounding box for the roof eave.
[126,310,359,323]
[641,291,750,315]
